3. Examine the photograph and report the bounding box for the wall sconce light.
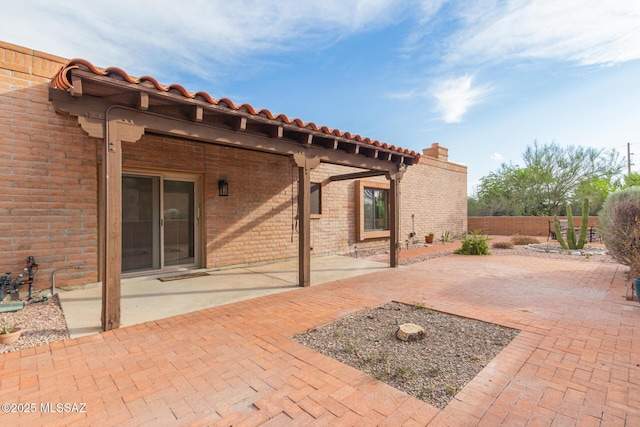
[218,179,228,197]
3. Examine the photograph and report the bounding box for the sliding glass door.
[163,180,195,267]
[122,172,200,273]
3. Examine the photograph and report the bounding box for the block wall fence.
[468,216,600,238]
[1,41,467,291]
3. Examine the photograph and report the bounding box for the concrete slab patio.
[1,249,640,426]
[57,255,390,338]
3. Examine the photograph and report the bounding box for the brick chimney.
[422,143,449,161]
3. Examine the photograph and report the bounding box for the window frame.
[356,180,390,241]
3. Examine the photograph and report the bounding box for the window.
[357,180,390,240]
[364,187,388,231]
[310,182,321,215]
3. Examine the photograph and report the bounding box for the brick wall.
[120,134,298,268]
[0,41,98,290]
[308,149,468,254]
[468,216,600,237]
[120,138,469,268]
[401,153,468,246]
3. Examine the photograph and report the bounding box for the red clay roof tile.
[50,59,420,160]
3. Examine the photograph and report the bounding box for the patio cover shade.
[49,59,419,331]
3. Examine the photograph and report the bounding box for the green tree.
[475,164,533,215]
[623,172,640,188]
[574,176,621,215]
[470,142,625,216]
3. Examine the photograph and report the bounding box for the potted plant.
[0,320,21,345]
[425,232,435,244]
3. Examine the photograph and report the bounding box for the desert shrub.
[492,241,515,249]
[599,187,640,277]
[455,230,490,255]
[510,236,539,245]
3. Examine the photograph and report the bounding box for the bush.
[455,230,491,255]
[599,187,640,277]
[492,241,515,249]
[510,236,539,245]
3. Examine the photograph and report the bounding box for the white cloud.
[447,0,640,66]
[0,0,407,82]
[490,152,504,161]
[430,75,492,123]
[387,90,419,100]
[4,0,639,81]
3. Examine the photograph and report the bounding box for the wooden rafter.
[329,170,387,181]
[191,105,203,122]
[136,92,149,110]
[61,70,418,167]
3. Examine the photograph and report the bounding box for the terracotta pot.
[0,328,22,345]
[425,235,434,244]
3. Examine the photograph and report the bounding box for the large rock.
[396,323,425,341]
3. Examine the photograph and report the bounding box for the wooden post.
[387,169,404,268]
[292,153,320,287]
[101,117,145,331]
[101,122,122,331]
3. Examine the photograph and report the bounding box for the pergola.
[49,59,420,331]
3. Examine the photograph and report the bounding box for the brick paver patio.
[1,251,639,426]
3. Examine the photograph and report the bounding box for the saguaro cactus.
[576,198,590,249]
[554,199,590,250]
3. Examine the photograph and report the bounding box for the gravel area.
[399,243,616,266]
[489,244,616,264]
[0,295,69,354]
[294,301,519,408]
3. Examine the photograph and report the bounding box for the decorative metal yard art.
[0,256,38,302]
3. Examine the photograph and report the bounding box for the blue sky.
[3,0,640,192]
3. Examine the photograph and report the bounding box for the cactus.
[576,198,589,249]
[553,199,590,250]
[566,205,576,249]
[554,215,568,249]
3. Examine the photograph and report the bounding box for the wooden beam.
[378,151,391,161]
[299,133,313,145]
[136,92,149,110]
[269,125,284,139]
[329,170,387,182]
[70,75,83,97]
[191,105,203,122]
[325,140,338,150]
[49,89,411,172]
[49,69,415,171]
[233,116,246,130]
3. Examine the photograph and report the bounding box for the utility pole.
[629,142,633,175]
